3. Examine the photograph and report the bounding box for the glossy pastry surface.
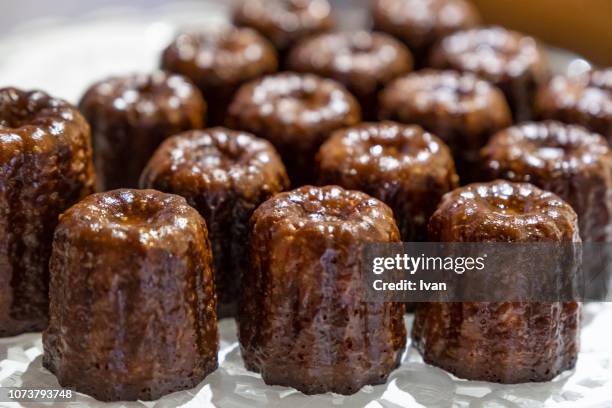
[481,121,612,242]
[372,0,480,65]
[227,72,361,185]
[43,189,218,401]
[79,71,206,190]
[430,26,550,120]
[233,0,334,53]
[379,69,512,181]
[141,128,289,315]
[317,121,458,241]
[161,27,277,125]
[0,87,95,336]
[287,30,412,118]
[535,68,612,144]
[414,180,580,383]
[240,185,406,394]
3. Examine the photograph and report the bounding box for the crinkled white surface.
[0,3,608,407]
[1,306,612,408]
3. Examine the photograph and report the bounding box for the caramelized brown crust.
[140,128,289,316]
[287,31,413,118]
[414,180,580,383]
[0,88,95,337]
[430,26,550,121]
[233,0,334,53]
[429,180,580,242]
[43,189,218,401]
[413,301,580,383]
[372,0,480,66]
[240,185,406,394]
[481,121,612,242]
[226,73,361,186]
[317,122,458,241]
[379,69,512,182]
[161,27,278,125]
[535,68,612,144]
[79,71,206,191]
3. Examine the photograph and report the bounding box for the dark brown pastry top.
[233,0,334,52]
[161,27,278,90]
[1,88,93,166]
[1,88,95,336]
[481,121,611,183]
[379,69,512,148]
[317,122,458,241]
[480,121,612,242]
[79,71,207,190]
[317,121,457,201]
[227,73,360,146]
[79,71,206,129]
[56,189,209,247]
[429,26,549,85]
[429,180,580,242]
[44,189,217,401]
[372,0,480,57]
[287,31,413,100]
[252,185,399,242]
[141,128,288,198]
[535,68,612,143]
[226,72,361,185]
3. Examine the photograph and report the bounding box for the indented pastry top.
[228,72,361,145]
[430,26,549,82]
[482,121,611,177]
[318,121,456,183]
[287,31,412,96]
[536,68,612,123]
[429,180,579,242]
[233,0,334,51]
[252,185,398,240]
[379,69,510,120]
[372,0,481,51]
[0,87,90,160]
[141,128,288,197]
[57,189,205,249]
[78,71,205,125]
[161,27,278,87]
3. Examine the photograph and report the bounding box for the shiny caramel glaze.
[429,180,580,242]
[240,185,406,394]
[535,68,612,144]
[226,72,361,186]
[379,69,512,182]
[287,31,413,118]
[140,128,289,316]
[481,121,612,242]
[317,121,458,241]
[0,88,95,337]
[233,0,334,54]
[372,0,480,67]
[43,189,218,401]
[79,71,206,191]
[430,26,550,121]
[414,180,580,383]
[161,27,278,125]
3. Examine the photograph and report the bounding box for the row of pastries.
[0,0,611,402]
